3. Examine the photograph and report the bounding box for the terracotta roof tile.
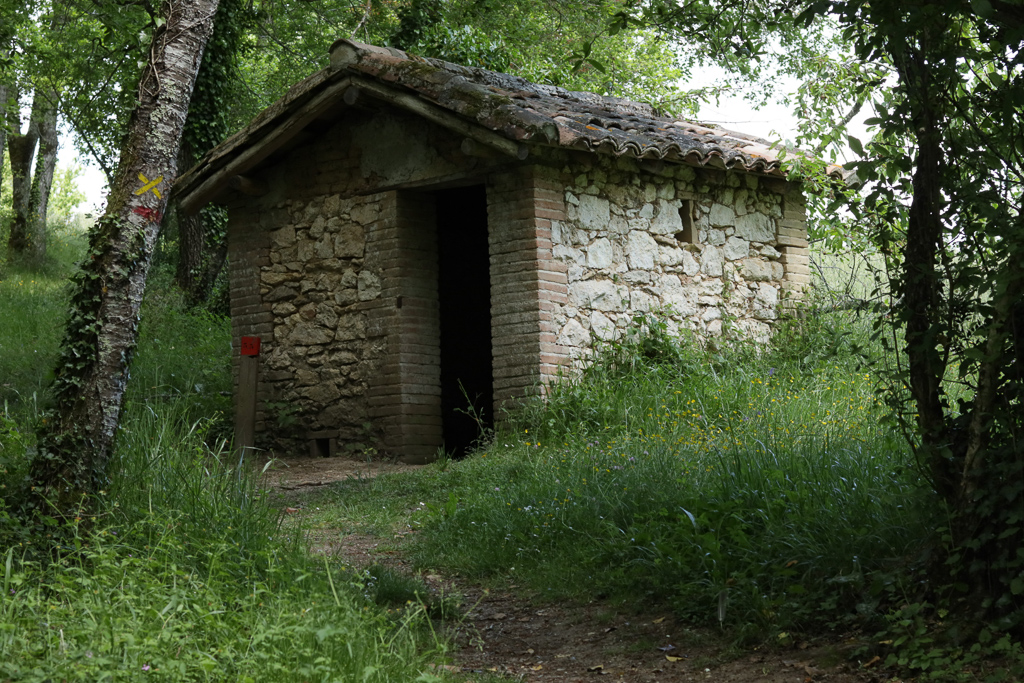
[328,39,806,176]
[176,40,839,208]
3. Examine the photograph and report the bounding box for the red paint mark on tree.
[132,206,163,222]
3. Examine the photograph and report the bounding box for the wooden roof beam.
[178,76,353,215]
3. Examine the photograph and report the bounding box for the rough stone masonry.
[177,40,814,461]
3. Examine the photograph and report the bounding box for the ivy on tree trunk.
[31,0,221,512]
[172,0,247,306]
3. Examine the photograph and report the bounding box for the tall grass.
[1,227,455,681]
[1,538,443,683]
[107,398,278,571]
[0,222,89,423]
[398,311,934,639]
[125,278,233,442]
[1,398,451,681]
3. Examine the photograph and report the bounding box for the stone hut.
[175,39,817,462]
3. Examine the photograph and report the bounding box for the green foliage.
[387,0,685,110]
[184,0,252,155]
[13,0,154,180]
[0,149,12,224]
[861,602,1024,681]
[106,399,273,571]
[364,563,460,619]
[790,0,1024,637]
[0,398,451,681]
[47,162,88,229]
[0,224,86,422]
[1,540,444,682]
[1,226,451,681]
[231,0,405,128]
[0,413,33,545]
[234,0,685,126]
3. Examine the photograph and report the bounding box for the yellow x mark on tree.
[135,172,164,200]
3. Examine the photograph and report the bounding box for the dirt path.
[266,456,896,683]
[257,453,422,490]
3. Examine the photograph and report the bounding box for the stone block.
[557,318,589,348]
[735,213,775,242]
[271,225,296,247]
[658,244,684,267]
[590,311,617,340]
[701,306,722,321]
[700,245,723,277]
[709,203,735,227]
[630,289,659,312]
[350,202,379,225]
[570,280,626,312]
[265,285,297,302]
[626,230,658,270]
[681,250,700,276]
[739,258,772,282]
[586,238,613,268]
[650,199,683,235]
[289,321,334,345]
[576,194,610,230]
[357,271,382,301]
[261,271,297,286]
[314,235,334,259]
[724,236,749,261]
[335,224,366,258]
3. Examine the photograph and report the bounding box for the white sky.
[57,120,107,215]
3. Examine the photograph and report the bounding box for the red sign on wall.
[240,336,261,356]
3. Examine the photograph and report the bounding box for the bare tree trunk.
[32,0,221,511]
[6,87,40,258]
[895,46,957,500]
[174,139,204,294]
[195,225,227,302]
[30,88,59,258]
[0,84,7,206]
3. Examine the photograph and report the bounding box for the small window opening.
[308,432,337,458]
[675,200,695,243]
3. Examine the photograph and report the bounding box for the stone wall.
[222,109,808,457]
[543,155,808,355]
[258,192,391,446]
[223,105,499,454]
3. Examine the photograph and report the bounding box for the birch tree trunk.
[6,86,40,258]
[32,0,220,510]
[30,89,60,257]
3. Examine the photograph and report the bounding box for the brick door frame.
[366,166,571,461]
[486,165,571,417]
[365,190,443,463]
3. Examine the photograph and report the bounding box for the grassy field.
[301,312,933,643]
[3,222,1014,679]
[0,223,90,423]
[0,228,455,682]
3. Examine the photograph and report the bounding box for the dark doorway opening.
[435,186,493,458]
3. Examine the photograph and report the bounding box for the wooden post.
[236,336,260,458]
